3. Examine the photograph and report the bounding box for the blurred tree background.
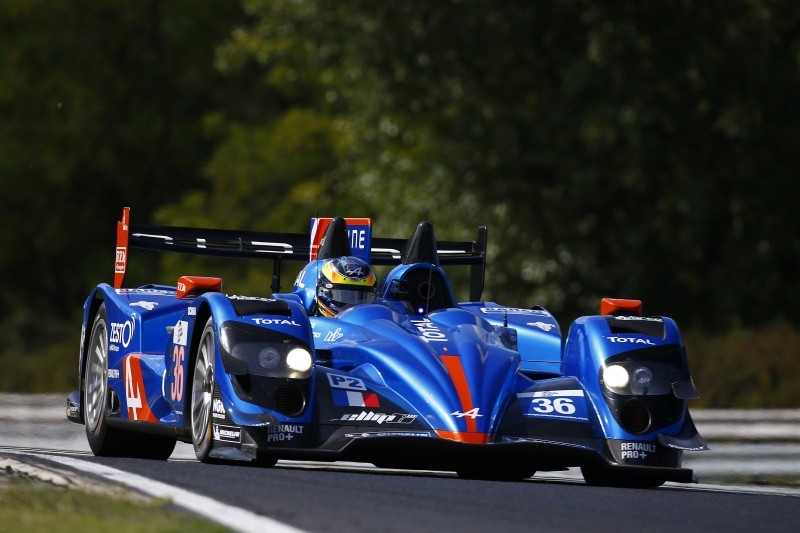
[1,0,798,406]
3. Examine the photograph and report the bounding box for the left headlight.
[286,347,313,373]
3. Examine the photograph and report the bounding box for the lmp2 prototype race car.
[67,208,707,487]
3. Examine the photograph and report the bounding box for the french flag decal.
[333,390,380,408]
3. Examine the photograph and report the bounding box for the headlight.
[258,347,282,370]
[603,365,630,390]
[220,321,314,379]
[632,366,653,388]
[600,351,684,396]
[286,347,312,373]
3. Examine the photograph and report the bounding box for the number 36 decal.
[517,389,588,420]
[531,397,576,415]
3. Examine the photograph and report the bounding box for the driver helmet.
[316,256,377,317]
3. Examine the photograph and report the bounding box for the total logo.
[409,318,448,343]
[252,317,301,327]
[606,336,655,345]
[110,318,135,348]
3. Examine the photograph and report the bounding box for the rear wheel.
[84,303,175,459]
[580,466,666,488]
[191,317,216,462]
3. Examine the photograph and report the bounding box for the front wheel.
[191,317,216,462]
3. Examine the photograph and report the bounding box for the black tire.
[84,303,176,459]
[84,304,127,455]
[190,317,216,462]
[580,466,666,488]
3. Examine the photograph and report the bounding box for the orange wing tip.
[600,297,642,316]
[435,430,490,444]
[176,276,223,299]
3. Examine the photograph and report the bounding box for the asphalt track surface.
[7,448,799,533]
[4,396,800,532]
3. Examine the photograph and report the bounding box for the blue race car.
[67,208,707,487]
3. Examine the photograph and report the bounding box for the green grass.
[0,476,230,533]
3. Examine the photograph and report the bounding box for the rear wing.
[113,207,487,300]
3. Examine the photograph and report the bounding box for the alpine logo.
[334,411,417,424]
[451,408,482,419]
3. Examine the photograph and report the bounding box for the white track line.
[23,452,306,533]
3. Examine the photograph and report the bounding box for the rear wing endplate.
[113,207,487,300]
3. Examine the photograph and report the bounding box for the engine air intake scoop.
[317,216,352,259]
[402,221,439,266]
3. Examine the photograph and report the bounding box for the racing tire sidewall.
[191,317,215,462]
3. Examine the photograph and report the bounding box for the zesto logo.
[110,318,135,348]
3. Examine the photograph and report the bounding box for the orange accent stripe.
[124,355,157,422]
[435,430,489,444]
[440,355,477,433]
